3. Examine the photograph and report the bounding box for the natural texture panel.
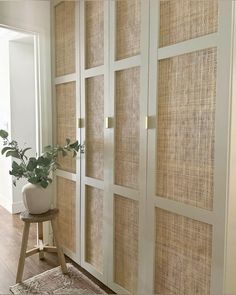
[114,195,139,293]
[56,82,76,173]
[55,1,75,77]
[155,208,212,295]
[156,48,216,210]
[86,76,104,180]
[85,0,104,69]
[57,177,76,253]
[85,186,103,273]
[115,67,140,189]
[116,0,141,60]
[160,0,218,47]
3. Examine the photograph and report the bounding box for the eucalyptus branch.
[0,129,84,189]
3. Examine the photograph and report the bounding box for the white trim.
[84,65,104,78]
[54,73,76,85]
[81,261,105,284]
[158,33,218,60]
[224,4,236,293]
[212,2,234,294]
[55,170,76,182]
[84,177,104,190]
[112,55,141,71]
[75,0,82,266]
[112,185,139,201]
[154,197,214,225]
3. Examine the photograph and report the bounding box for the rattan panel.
[156,48,216,210]
[116,0,141,60]
[159,0,218,47]
[154,208,212,295]
[57,176,76,253]
[55,1,75,77]
[56,82,76,173]
[114,195,139,293]
[86,75,104,180]
[85,186,103,273]
[85,0,104,69]
[115,67,140,190]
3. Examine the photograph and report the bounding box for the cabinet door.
[53,0,80,262]
[79,0,108,284]
[144,1,234,294]
[106,0,149,293]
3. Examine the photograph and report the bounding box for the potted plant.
[0,129,82,214]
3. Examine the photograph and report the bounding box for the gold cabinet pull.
[77,118,83,128]
[105,117,112,129]
[145,116,149,130]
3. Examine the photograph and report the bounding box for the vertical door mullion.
[137,0,152,294]
[79,0,87,274]
[211,1,234,293]
[145,0,159,294]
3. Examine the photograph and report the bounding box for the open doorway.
[0,27,40,213]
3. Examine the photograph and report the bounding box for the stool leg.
[16,222,30,283]
[51,219,68,274]
[37,222,44,260]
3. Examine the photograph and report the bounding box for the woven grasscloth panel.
[85,0,104,69]
[114,195,139,293]
[159,0,218,47]
[55,1,75,77]
[155,208,212,295]
[116,0,141,60]
[85,186,103,273]
[115,67,140,190]
[86,75,104,180]
[156,48,216,210]
[56,82,76,173]
[57,176,76,253]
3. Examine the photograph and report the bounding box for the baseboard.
[0,194,12,213]
[12,201,26,214]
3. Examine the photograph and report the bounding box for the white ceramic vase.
[22,183,52,214]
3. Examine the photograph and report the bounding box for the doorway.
[0,26,40,213]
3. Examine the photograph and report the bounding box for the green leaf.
[12,161,20,170]
[73,151,77,158]
[40,180,48,188]
[6,150,21,159]
[22,148,31,157]
[37,156,51,166]
[1,147,14,155]
[27,157,37,171]
[28,176,40,184]
[0,130,8,139]
[66,138,70,145]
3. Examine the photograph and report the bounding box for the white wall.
[0,0,52,149]
[0,39,12,211]
[0,1,52,217]
[9,39,36,211]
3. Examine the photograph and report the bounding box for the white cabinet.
[52,1,236,294]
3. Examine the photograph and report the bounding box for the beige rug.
[10,263,108,295]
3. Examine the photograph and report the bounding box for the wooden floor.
[0,205,113,294]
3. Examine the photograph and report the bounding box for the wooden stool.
[16,209,68,283]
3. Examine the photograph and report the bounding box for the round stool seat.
[20,209,59,223]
